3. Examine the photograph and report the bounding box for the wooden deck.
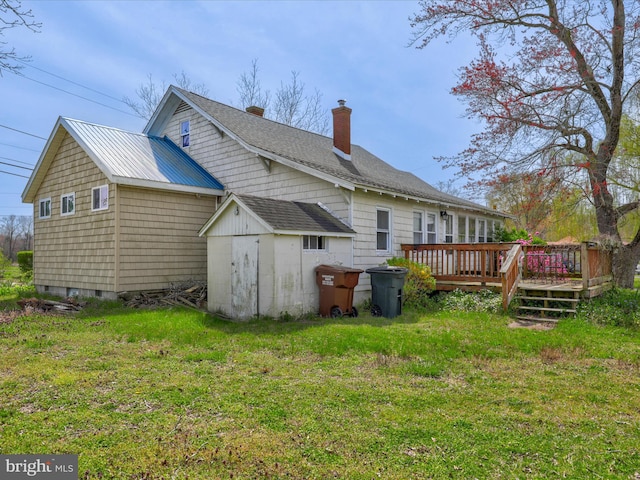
[402,242,613,315]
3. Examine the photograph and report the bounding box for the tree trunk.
[611,244,640,289]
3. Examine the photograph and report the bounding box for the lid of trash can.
[316,264,364,274]
[365,266,408,274]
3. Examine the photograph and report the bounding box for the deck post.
[581,242,590,291]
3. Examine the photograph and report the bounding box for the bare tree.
[236,59,329,135]
[1,214,17,261]
[16,215,32,251]
[236,58,271,111]
[122,71,209,120]
[0,0,41,75]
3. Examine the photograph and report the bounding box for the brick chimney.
[332,99,351,160]
[246,105,265,117]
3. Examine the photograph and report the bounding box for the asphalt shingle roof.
[174,87,500,215]
[237,194,355,234]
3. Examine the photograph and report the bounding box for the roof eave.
[112,176,224,196]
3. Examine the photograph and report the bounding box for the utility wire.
[0,156,34,167]
[0,160,32,171]
[0,141,40,152]
[15,58,124,103]
[0,169,29,179]
[0,123,47,140]
[16,73,143,118]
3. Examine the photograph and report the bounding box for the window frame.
[458,215,467,243]
[444,214,453,243]
[180,120,190,147]
[303,235,326,251]
[478,219,486,243]
[60,192,76,216]
[376,207,391,253]
[412,211,424,244]
[39,197,51,219]
[91,185,109,212]
[425,212,437,244]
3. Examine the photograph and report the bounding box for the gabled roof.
[22,117,224,203]
[199,193,356,237]
[147,86,503,217]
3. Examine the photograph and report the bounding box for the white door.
[231,236,259,319]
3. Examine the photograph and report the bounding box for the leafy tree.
[0,0,40,75]
[411,1,640,287]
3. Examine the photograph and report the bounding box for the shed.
[199,193,357,319]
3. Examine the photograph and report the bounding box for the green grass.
[1,297,639,479]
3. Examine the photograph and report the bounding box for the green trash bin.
[366,266,408,318]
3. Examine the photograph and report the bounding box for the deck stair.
[515,283,582,324]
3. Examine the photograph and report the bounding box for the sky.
[0,0,482,217]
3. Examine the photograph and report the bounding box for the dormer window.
[180,120,190,147]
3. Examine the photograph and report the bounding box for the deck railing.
[401,241,612,310]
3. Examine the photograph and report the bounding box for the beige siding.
[117,187,217,291]
[161,104,351,223]
[32,132,116,293]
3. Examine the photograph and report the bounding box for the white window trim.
[180,120,190,147]
[39,197,51,219]
[92,185,109,212]
[376,207,392,253]
[303,235,327,252]
[60,192,75,216]
[425,211,437,244]
[412,210,424,244]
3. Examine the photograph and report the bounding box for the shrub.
[17,251,33,275]
[437,288,503,314]
[576,288,640,329]
[385,257,436,308]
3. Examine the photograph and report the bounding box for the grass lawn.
[1,294,639,479]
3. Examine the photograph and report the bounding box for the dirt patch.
[508,320,556,330]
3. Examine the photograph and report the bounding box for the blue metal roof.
[65,118,224,192]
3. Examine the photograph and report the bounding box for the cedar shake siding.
[32,132,116,296]
[117,187,216,291]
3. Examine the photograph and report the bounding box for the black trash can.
[366,266,408,318]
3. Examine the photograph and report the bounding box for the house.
[22,86,507,317]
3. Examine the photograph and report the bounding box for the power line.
[0,169,29,179]
[15,58,124,103]
[0,156,34,167]
[0,141,40,152]
[0,123,47,140]
[17,72,142,118]
[0,160,32,171]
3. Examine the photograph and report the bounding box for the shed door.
[231,236,259,319]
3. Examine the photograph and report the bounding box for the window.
[444,214,453,243]
[478,219,486,243]
[92,185,109,211]
[376,208,391,251]
[469,217,476,242]
[458,215,467,243]
[303,235,326,251]
[60,193,75,216]
[426,213,436,244]
[487,221,495,242]
[412,211,423,244]
[180,120,190,147]
[39,198,51,219]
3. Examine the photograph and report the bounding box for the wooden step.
[518,305,576,314]
[518,296,579,303]
[515,315,559,324]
